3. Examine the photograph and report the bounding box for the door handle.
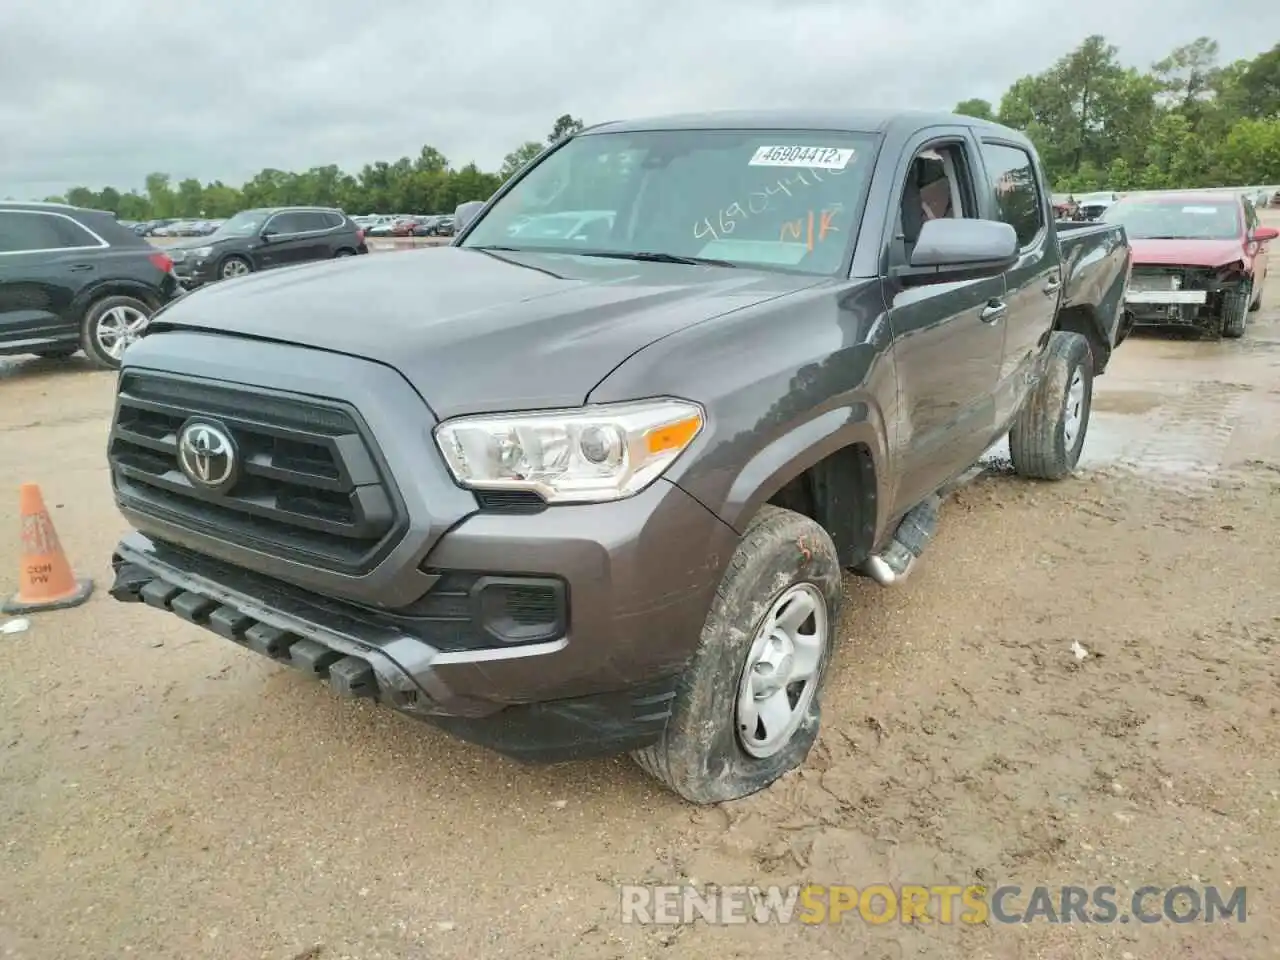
[981,300,1007,324]
[67,263,95,273]
[1043,276,1062,295]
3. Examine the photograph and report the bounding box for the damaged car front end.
[1124,260,1253,338]
[1102,193,1273,340]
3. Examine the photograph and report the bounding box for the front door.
[257,212,310,269]
[884,134,1006,516]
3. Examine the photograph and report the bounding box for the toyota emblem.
[177,419,238,492]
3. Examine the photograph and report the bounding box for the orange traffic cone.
[3,483,94,614]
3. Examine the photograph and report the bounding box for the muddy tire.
[1223,285,1249,338]
[631,505,843,804]
[1008,330,1093,481]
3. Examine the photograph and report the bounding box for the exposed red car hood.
[1129,237,1244,268]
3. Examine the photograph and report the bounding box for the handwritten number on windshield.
[694,164,847,241]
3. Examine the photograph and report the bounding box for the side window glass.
[324,212,345,229]
[266,213,302,234]
[980,143,1044,247]
[0,212,98,253]
[896,142,975,257]
[296,212,329,232]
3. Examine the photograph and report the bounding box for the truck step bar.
[858,494,941,587]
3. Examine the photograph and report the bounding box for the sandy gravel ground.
[1,231,1278,959]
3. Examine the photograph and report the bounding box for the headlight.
[191,246,213,258]
[434,398,704,503]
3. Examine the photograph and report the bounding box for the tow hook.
[858,494,941,587]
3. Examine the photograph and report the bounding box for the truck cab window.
[980,143,1044,247]
[896,144,972,261]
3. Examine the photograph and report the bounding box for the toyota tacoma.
[108,110,1130,803]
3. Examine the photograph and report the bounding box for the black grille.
[109,373,405,573]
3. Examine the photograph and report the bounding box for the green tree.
[953,98,994,121]
[500,141,544,180]
[1213,117,1280,185]
[1235,42,1280,119]
[547,114,584,144]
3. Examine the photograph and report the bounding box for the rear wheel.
[1008,330,1094,480]
[631,505,842,804]
[1222,284,1250,339]
[334,248,356,258]
[80,295,152,370]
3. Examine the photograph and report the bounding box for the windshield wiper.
[574,250,737,268]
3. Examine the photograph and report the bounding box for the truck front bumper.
[109,478,740,763]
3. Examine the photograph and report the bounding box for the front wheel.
[80,295,153,370]
[631,505,843,804]
[1008,330,1094,481]
[219,256,252,280]
[1223,285,1250,338]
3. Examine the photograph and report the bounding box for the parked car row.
[355,214,456,238]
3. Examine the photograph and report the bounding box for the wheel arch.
[723,407,885,569]
[1055,304,1108,376]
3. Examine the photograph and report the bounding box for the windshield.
[460,128,880,274]
[211,210,268,238]
[1101,200,1240,241]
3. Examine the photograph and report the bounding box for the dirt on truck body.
[106,109,1130,804]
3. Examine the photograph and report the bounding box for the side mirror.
[453,200,486,234]
[896,218,1019,283]
[1251,226,1279,243]
[260,229,278,242]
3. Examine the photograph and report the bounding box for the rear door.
[0,210,108,346]
[294,211,339,261]
[883,127,1007,514]
[975,140,1062,430]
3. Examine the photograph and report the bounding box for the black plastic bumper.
[109,537,679,763]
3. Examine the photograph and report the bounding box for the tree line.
[35,115,585,221]
[955,37,1279,193]
[27,39,1280,218]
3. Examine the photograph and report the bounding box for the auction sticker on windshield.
[749,146,855,169]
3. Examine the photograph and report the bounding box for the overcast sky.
[2,0,1277,199]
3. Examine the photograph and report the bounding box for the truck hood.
[1129,238,1244,269]
[150,246,818,419]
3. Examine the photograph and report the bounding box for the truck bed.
[1055,220,1131,373]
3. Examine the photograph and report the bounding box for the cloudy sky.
[2,0,1277,199]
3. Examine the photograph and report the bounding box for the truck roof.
[584,108,1026,141]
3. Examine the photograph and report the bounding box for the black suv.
[0,202,183,369]
[167,207,368,286]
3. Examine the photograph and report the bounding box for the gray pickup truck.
[108,110,1130,804]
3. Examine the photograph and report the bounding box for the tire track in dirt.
[1096,380,1247,495]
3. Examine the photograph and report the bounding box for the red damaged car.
[1102,192,1276,339]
